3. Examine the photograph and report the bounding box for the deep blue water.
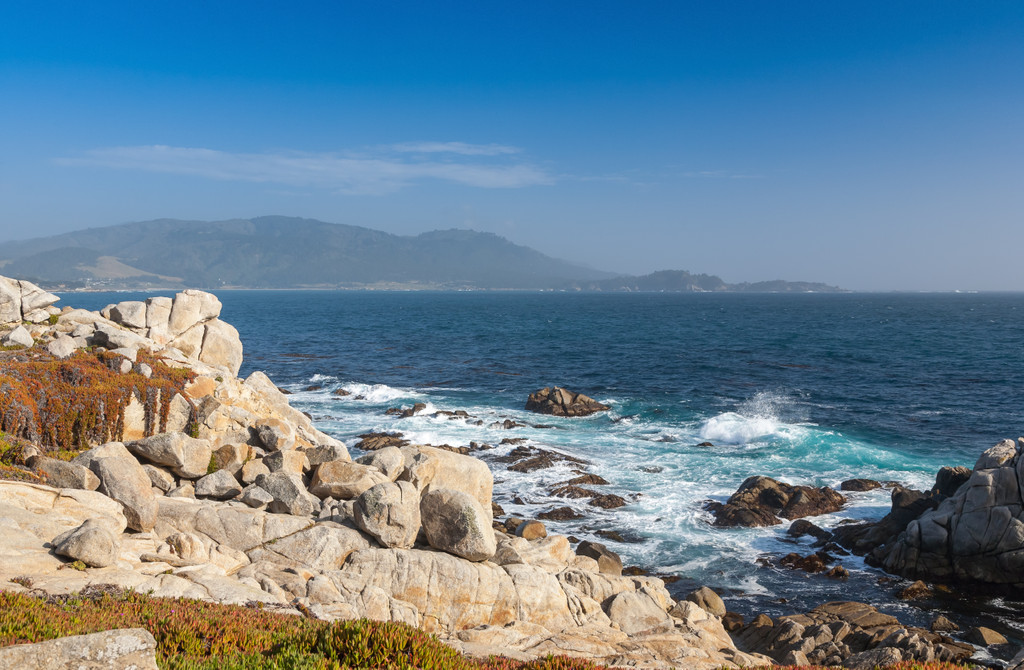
[64,290,1024,637]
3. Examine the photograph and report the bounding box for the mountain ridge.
[0,216,843,292]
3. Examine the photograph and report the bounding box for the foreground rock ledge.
[0,628,158,670]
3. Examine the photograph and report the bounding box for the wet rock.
[841,478,882,492]
[780,552,830,573]
[967,626,1008,647]
[930,615,959,633]
[826,565,850,580]
[788,519,832,542]
[589,493,627,509]
[896,580,932,600]
[524,386,610,417]
[385,402,426,418]
[711,476,846,527]
[537,506,582,521]
[499,445,586,473]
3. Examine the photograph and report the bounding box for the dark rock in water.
[489,418,524,429]
[639,465,663,473]
[733,601,974,667]
[930,615,959,633]
[331,388,350,396]
[825,565,849,580]
[491,501,505,517]
[710,476,845,527]
[896,579,932,600]
[278,386,293,395]
[550,484,596,499]
[354,432,409,451]
[557,473,610,487]
[304,384,323,391]
[589,493,627,509]
[779,552,829,573]
[385,402,426,418]
[596,529,625,542]
[500,437,527,445]
[498,445,587,472]
[622,565,648,576]
[931,465,971,497]
[696,441,714,447]
[841,478,883,492]
[966,626,1009,647]
[525,386,610,417]
[537,506,583,521]
[788,519,831,542]
[576,540,622,576]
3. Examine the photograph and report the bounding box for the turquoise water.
[66,291,1024,633]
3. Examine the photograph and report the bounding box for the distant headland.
[0,216,844,293]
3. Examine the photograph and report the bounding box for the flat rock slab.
[0,628,158,670]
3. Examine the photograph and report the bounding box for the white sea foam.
[338,382,424,404]
[698,412,781,444]
[309,373,338,383]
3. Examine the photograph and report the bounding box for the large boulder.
[879,439,1024,585]
[710,476,845,527]
[0,275,23,323]
[420,487,496,561]
[30,457,100,491]
[52,518,121,568]
[310,461,389,500]
[167,289,221,336]
[127,432,213,480]
[400,445,493,515]
[353,480,421,549]
[255,472,320,517]
[198,319,243,376]
[0,628,158,670]
[74,443,157,532]
[525,386,610,417]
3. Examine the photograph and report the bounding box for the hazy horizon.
[2,2,1022,292]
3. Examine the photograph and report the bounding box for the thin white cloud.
[387,141,522,156]
[56,144,551,194]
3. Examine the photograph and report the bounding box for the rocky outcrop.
[733,601,973,667]
[877,438,1024,585]
[525,387,610,417]
[709,475,846,527]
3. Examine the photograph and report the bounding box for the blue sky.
[1,1,1022,290]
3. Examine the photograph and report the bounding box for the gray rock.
[685,586,727,617]
[355,446,404,480]
[303,443,350,467]
[843,647,903,670]
[18,279,60,314]
[354,480,421,549]
[198,319,243,376]
[240,485,274,509]
[32,456,100,491]
[46,335,77,360]
[256,472,320,516]
[605,589,674,634]
[3,325,34,348]
[420,487,496,561]
[255,418,296,451]
[93,323,151,351]
[127,432,213,480]
[74,443,156,532]
[967,626,1009,647]
[166,482,195,498]
[0,275,23,323]
[92,456,158,532]
[263,449,307,475]
[136,362,153,378]
[0,628,158,670]
[52,518,121,568]
[247,522,370,571]
[195,470,243,500]
[310,460,389,500]
[109,301,148,329]
[142,464,175,492]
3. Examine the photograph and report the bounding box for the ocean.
[65,290,1024,639]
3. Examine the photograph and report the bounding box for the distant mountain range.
[0,216,843,292]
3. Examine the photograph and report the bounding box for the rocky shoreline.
[0,274,1022,669]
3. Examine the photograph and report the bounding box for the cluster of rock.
[707,475,847,527]
[525,387,610,417]
[733,601,974,668]
[0,282,767,669]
